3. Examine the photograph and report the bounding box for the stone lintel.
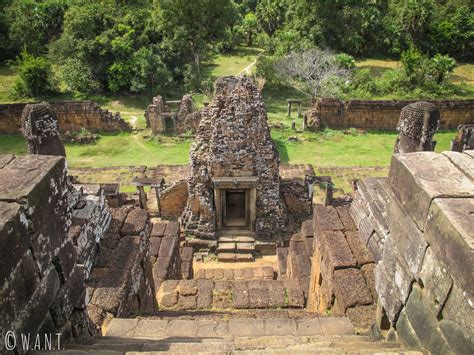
[213,176,258,189]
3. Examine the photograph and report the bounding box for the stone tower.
[20,101,66,157]
[182,76,286,240]
[394,101,440,153]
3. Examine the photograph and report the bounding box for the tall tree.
[255,0,287,38]
[155,0,239,85]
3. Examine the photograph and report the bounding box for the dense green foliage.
[11,50,52,97]
[0,0,472,98]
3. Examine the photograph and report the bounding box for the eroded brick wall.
[0,101,130,134]
[316,99,474,130]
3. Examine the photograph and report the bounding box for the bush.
[11,51,52,98]
[255,55,282,85]
[60,58,102,95]
[335,53,356,71]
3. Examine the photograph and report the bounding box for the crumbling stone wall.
[86,207,156,332]
[182,76,287,239]
[351,151,474,353]
[0,154,92,348]
[314,98,474,130]
[0,101,130,134]
[305,205,376,332]
[145,94,200,134]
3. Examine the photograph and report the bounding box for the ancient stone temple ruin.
[1,78,474,354]
[181,76,287,242]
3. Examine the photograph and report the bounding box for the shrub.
[11,51,52,98]
[255,55,282,85]
[61,58,102,95]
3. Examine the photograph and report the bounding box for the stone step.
[63,316,424,354]
[104,317,355,339]
[236,242,255,252]
[218,252,238,262]
[219,236,255,243]
[216,241,236,252]
[235,252,254,261]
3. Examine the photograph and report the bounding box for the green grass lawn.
[0,129,455,169]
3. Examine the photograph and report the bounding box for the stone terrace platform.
[61,316,424,354]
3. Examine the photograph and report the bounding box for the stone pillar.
[20,102,66,157]
[394,101,440,154]
[249,187,257,232]
[287,101,292,117]
[214,188,223,230]
[137,186,147,209]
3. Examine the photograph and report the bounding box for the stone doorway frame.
[213,177,257,232]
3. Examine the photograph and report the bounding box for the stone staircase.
[58,316,426,354]
[217,232,256,262]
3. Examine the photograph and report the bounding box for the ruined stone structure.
[312,98,474,130]
[0,101,130,134]
[181,76,287,241]
[20,102,66,157]
[145,94,200,134]
[451,124,474,152]
[393,101,440,153]
[351,151,474,353]
[303,108,325,132]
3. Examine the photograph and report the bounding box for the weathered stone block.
[336,205,357,231]
[374,263,403,324]
[358,216,375,246]
[346,304,376,332]
[2,250,40,315]
[388,152,474,230]
[151,222,166,237]
[404,284,452,355]
[425,198,474,303]
[313,205,343,233]
[18,267,61,336]
[300,219,313,238]
[158,236,177,258]
[284,279,305,308]
[439,319,474,355]
[232,281,249,309]
[419,247,453,316]
[442,151,474,180]
[345,230,373,266]
[196,279,213,309]
[178,280,198,296]
[441,282,474,335]
[361,263,376,300]
[164,221,179,237]
[121,209,149,236]
[396,309,423,348]
[333,268,373,311]
[387,199,427,278]
[50,265,86,328]
[321,231,357,273]
[0,201,30,284]
[108,207,130,234]
[149,237,161,257]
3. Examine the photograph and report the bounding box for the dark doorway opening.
[223,189,247,228]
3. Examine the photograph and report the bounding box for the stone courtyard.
[0,76,473,354]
